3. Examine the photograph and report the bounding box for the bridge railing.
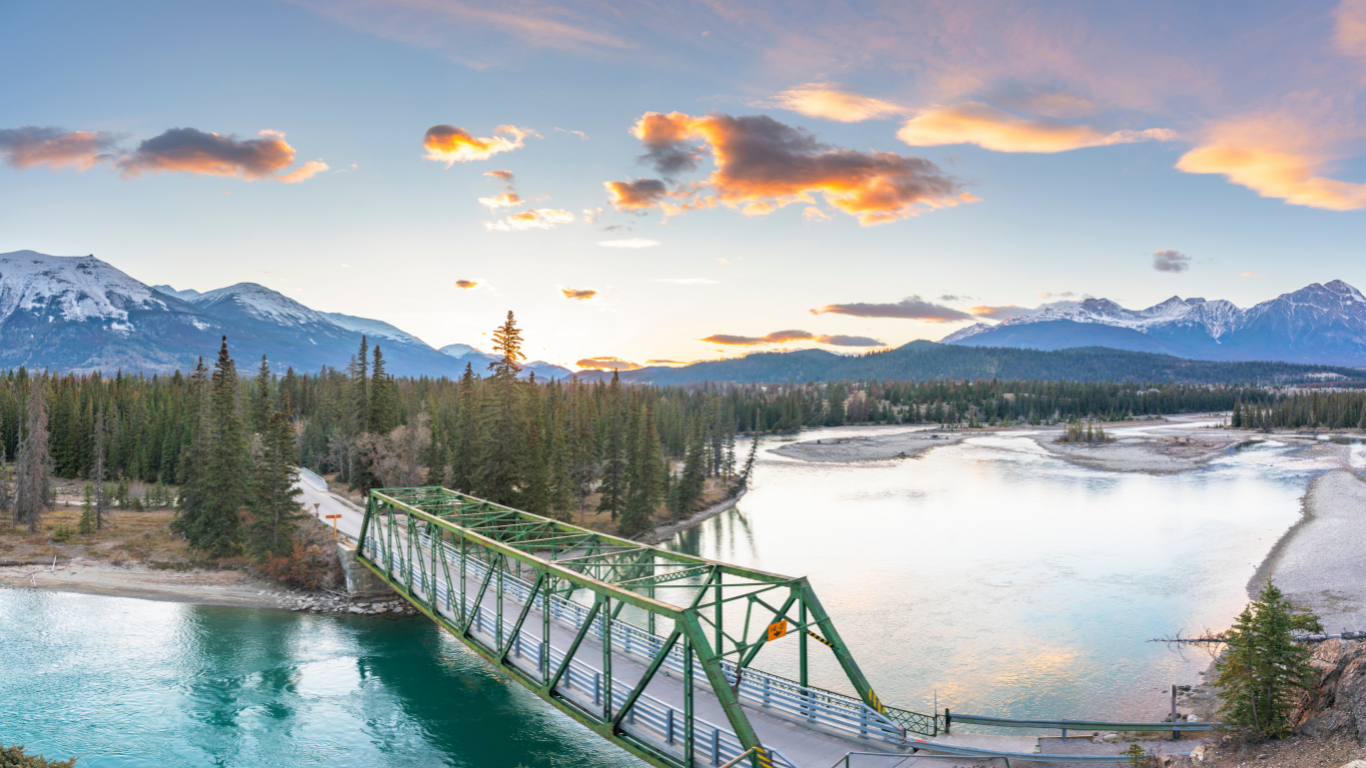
[381,538,801,768]
[403,532,911,746]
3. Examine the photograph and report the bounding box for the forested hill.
[608,342,1363,385]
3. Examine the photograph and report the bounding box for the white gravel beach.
[768,429,967,462]
[1257,468,1366,632]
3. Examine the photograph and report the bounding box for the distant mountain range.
[0,251,568,378]
[942,280,1366,366]
[6,250,1364,384]
[579,342,1360,386]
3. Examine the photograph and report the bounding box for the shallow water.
[1,426,1315,764]
[0,589,641,768]
[667,427,1311,720]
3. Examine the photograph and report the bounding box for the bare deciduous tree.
[14,379,52,533]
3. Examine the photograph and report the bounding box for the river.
[0,425,1317,766]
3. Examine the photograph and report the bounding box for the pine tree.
[252,355,272,434]
[174,338,251,558]
[13,378,52,533]
[668,426,706,520]
[597,371,626,518]
[477,312,527,504]
[521,385,550,515]
[367,345,398,434]
[452,363,479,492]
[78,483,95,534]
[547,404,573,521]
[249,395,304,558]
[349,335,369,435]
[1215,581,1322,738]
[621,401,664,536]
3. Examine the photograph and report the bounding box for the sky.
[3,0,1366,370]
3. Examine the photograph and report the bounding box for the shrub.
[260,522,342,591]
[0,744,77,767]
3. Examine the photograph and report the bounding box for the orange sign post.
[324,513,342,540]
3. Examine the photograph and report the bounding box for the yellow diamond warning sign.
[766,620,788,641]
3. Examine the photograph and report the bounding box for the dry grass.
[0,504,193,567]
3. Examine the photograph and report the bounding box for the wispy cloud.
[598,237,661,248]
[609,111,975,225]
[485,208,574,231]
[278,159,329,183]
[561,287,597,300]
[699,329,883,347]
[1241,271,1264,278]
[454,279,479,289]
[967,305,1036,320]
[898,103,1176,153]
[555,127,589,139]
[423,124,531,166]
[810,295,974,322]
[770,83,905,122]
[577,356,640,370]
[0,127,121,170]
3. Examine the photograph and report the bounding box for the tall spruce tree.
[1215,581,1322,738]
[367,345,398,434]
[249,395,303,558]
[252,355,272,434]
[452,363,479,492]
[621,401,663,536]
[174,338,251,557]
[597,370,626,518]
[477,311,527,504]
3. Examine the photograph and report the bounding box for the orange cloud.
[610,111,972,225]
[1241,272,1264,278]
[455,280,478,289]
[485,208,574,231]
[771,84,905,122]
[0,127,120,170]
[485,169,514,181]
[423,124,530,166]
[605,178,671,210]
[278,159,329,183]
[897,103,1176,153]
[561,287,597,300]
[479,192,523,209]
[1176,143,1366,211]
[967,305,1036,320]
[700,329,883,347]
[577,357,640,371]
[116,128,320,181]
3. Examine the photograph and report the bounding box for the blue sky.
[4,0,1366,368]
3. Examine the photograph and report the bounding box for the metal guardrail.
[949,713,1217,733]
[298,466,328,491]
[368,534,802,768]
[403,532,910,746]
[830,744,1193,767]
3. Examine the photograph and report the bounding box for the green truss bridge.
[356,487,1208,768]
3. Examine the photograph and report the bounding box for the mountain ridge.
[943,280,1366,365]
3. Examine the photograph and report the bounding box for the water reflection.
[0,590,642,768]
[666,430,1309,721]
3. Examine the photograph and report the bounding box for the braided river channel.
[1,423,1325,766]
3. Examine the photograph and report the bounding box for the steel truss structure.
[357,486,913,768]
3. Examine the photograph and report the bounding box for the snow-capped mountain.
[943,280,1366,366]
[0,250,575,378]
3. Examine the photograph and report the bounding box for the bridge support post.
[684,634,695,765]
[683,615,767,765]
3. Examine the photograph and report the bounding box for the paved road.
[294,469,365,541]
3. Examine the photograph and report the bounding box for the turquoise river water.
[1,425,1321,766]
